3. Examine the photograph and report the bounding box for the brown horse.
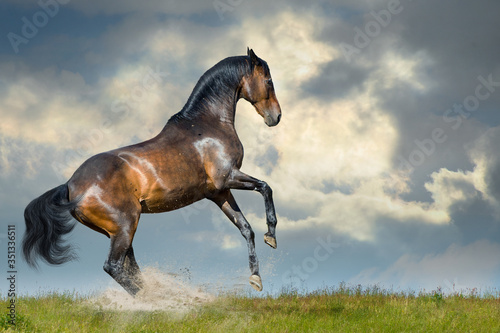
[22,49,281,295]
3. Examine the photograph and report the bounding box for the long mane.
[168,56,253,123]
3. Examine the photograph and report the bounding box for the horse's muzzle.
[265,110,281,127]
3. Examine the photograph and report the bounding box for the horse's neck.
[187,84,241,126]
[206,96,239,125]
[162,97,240,137]
[167,69,244,128]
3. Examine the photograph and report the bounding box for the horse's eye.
[266,79,273,86]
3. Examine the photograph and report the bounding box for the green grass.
[2,286,500,332]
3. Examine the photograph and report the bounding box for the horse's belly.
[139,180,206,214]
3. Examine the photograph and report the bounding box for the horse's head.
[241,48,282,127]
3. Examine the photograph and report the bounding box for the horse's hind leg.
[124,246,143,288]
[103,219,143,296]
[211,190,262,291]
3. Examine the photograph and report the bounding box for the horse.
[22,48,282,295]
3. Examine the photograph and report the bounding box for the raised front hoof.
[264,234,277,249]
[249,275,263,292]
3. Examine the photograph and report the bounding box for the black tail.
[23,184,77,268]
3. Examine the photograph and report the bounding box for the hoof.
[249,275,263,292]
[264,234,277,249]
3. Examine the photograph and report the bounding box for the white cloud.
[0,67,96,145]
[375,50,433,92]
[0,136,46,178]
[236,11,340,86]
[421,126,500,218]
[221,234,242,250]
[183,230,243,251]
[425,168,479,213]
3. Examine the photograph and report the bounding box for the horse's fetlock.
[103,261,122,276]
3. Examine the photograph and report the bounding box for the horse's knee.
[257,181,272,197]
[264,183,272,196]
[241,226,255,241]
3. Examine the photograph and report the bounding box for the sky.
[1,0,500,297]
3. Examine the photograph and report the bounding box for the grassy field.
[2,286,500,332]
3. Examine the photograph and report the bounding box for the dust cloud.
[89,267,214,312]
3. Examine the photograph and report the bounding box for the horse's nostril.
[277,113,281,123]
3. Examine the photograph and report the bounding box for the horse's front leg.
[210,190,262,291]
[227,169,278,249]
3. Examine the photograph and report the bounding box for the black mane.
[168,56,253,123]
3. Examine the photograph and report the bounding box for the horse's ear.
[247,48,259,67]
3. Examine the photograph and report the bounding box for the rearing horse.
[22,49,281,295]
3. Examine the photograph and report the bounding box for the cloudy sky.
[2,0,500,296]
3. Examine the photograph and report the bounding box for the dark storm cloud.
[398,1,500,73]
[301,59,370,101]
[488,166,500,200]
[306,0,500,137]
[380,1,500,122]
[1,8,158,83]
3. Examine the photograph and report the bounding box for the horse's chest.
[193,136,241,188]
[194,137,241,168]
